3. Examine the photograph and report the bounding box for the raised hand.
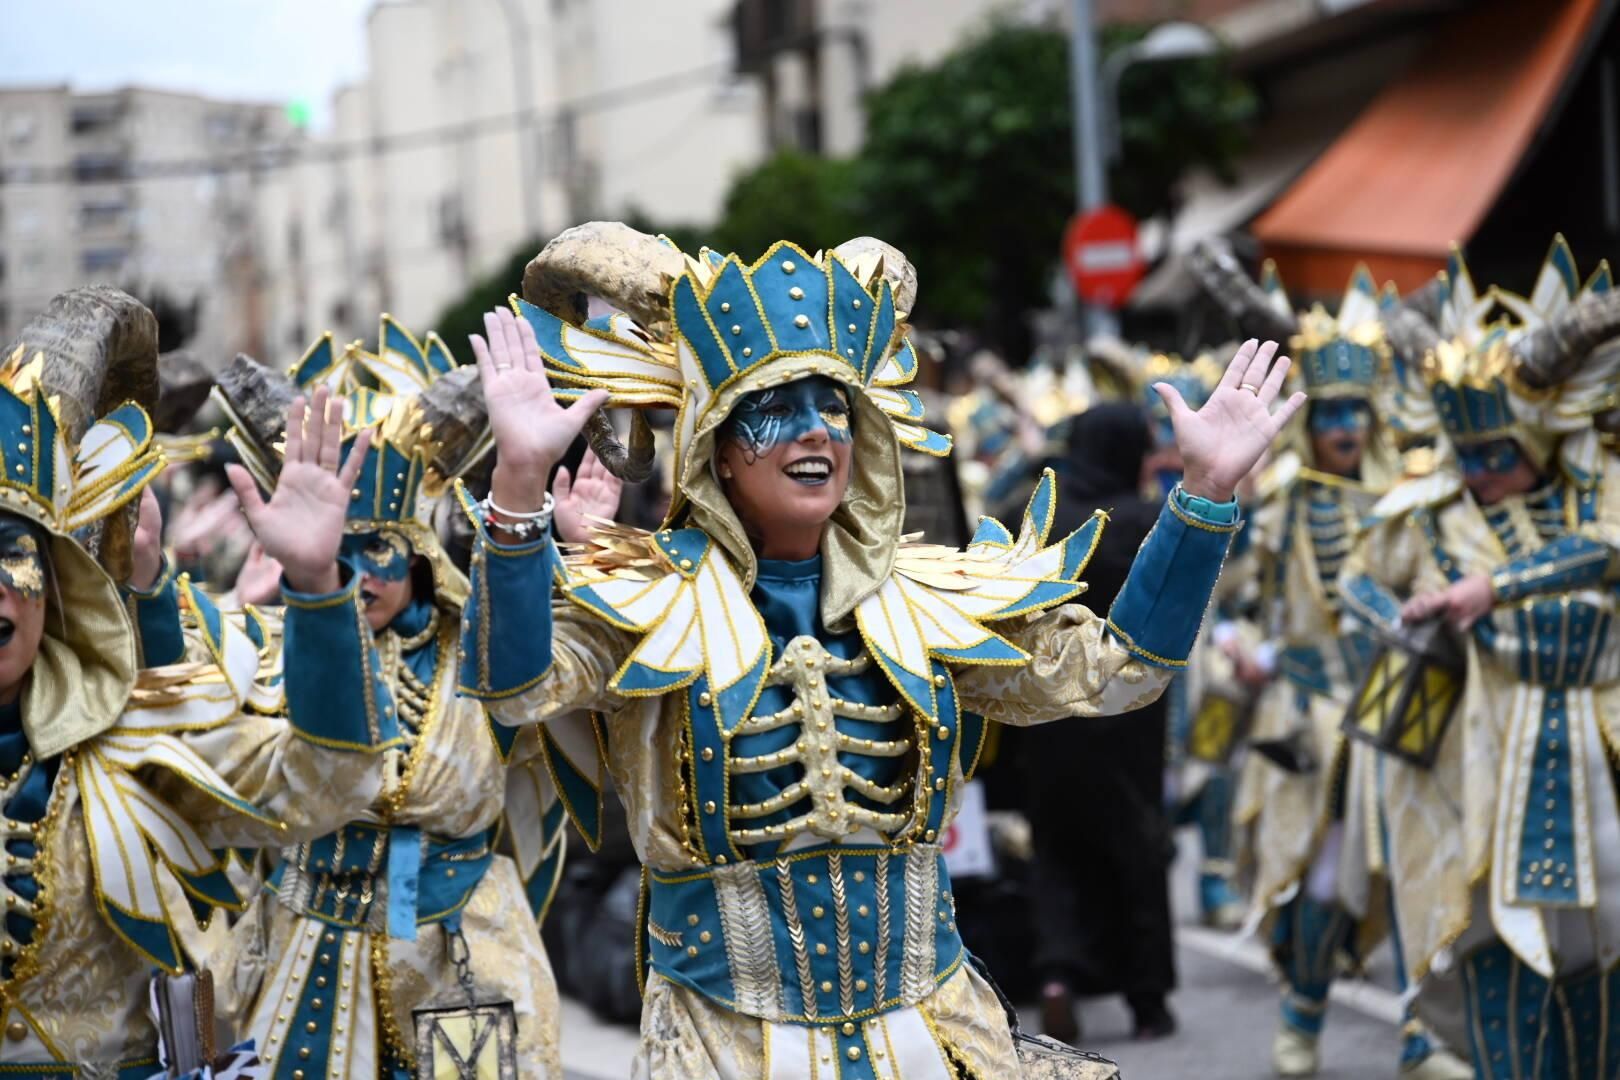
[130,487,165,591]
[1154,339,1306,503]
[553,449,624,543]
[225,384,371,595]
[468,307,607,515]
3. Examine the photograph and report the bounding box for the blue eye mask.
[1308,399,1372,436]
[339,530,412,583]
[1457,438,1525,478]
[0,520,44,600]
[719,376,853,465]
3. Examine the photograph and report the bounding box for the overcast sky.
[0,0,377,128]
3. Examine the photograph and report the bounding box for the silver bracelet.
[478,492,553,540]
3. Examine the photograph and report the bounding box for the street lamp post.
[1099,21,1221,164]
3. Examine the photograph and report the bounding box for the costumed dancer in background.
[1141,350,1252,931]
[1348,238,1620,1078]
[1193,245,1472,1080]
[206,322,573,1078]
[454,222,1300,1078]
[0,291,394,1074]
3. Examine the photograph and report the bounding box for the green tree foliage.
[851,19,1253,354]
[708,151,860,259]
[433,20,1253,360]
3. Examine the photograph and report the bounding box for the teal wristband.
[1172,485,1240,525]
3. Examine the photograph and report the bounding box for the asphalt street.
[556,827,1427,1079]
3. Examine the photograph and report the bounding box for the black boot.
[1128,992,1177,1040]
[1040,981,1081,1045]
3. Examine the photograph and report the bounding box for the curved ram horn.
[583,409,655,484]
[831,236,918,315]
[1510,288,1620,390]
[521,221,686,337]
[1188,241,1297,344]
[417,365,489,482]
[1380,306,1444,368]
[6,286,159,441]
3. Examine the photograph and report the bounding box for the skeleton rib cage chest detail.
[725,639,914,852]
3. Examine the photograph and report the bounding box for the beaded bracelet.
[478,492,554,541]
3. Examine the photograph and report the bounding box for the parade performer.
[1348,238,1620,1077]
[207,322,572,1078]
[1141,351,1250,931]
[0,289,394,1075]
[1193,246,1470,1079]
[456,222,1300,1078]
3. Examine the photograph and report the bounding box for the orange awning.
[1252,0,1602,294]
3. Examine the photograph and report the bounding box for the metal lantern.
[1341,617,1465,769]
[1187,684,1255,764]
[414,1002,518,1080]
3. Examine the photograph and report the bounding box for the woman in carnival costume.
[1348,238,1620,1077]
[0,290,393,1076]
[454,222,1301,1078]
[1192,244,1472,1080]
[203,322,573,1077]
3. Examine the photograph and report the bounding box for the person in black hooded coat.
[1021,402,1179,1044]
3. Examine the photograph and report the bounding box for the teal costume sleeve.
[281,574,404,751]
[121,557,188,667]
[1490,535,1620,604]
[457,511,563,701]
[1105,485,1241,668]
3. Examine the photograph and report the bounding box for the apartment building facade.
[0,85,291,364]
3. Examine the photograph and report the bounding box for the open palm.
[1154,339,1305,502]
[226,384,370,594]
[469,307,608,514]
[553,449,624,543]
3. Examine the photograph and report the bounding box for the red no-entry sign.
[1063,205,1144,309]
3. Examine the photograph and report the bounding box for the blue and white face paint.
[339,528,413,584]
[720,376,852,470]
[1456,438,1524,480]
[1307,399,1372,436]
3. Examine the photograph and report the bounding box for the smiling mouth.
[0,618,14,648]
[784,456,833,486]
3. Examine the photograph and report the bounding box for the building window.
[81,248,128,274]
[71,104,121,136]
[5,113,36,147]
[79,200,129,229]
[73,154,128,183]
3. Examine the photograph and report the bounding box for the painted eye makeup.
[340,530,412,583]
[721,378,853,464]
[0,533,44,600]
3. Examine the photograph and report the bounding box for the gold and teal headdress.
[1189,242,1388,398]
[214,315,490,605]
[1,287,168,757]
[1282,264,1388,399]
[1382,237,1620,477]
[1138,351,1226,417]
[511,223,949,495]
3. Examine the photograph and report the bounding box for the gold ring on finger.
[1239,382,1261,395]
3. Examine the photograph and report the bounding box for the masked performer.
[454,223,1300,1078]
[207,322,571,1078]
[1347,239,1620,1078]
[1194,247,1471,1079]
[0,289,400,1075]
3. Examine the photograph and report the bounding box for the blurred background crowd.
[4,1,1619,1076]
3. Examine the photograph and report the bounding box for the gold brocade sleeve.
[158,712,392,848]
[953,602,1170,726]
[483,601,635,727]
